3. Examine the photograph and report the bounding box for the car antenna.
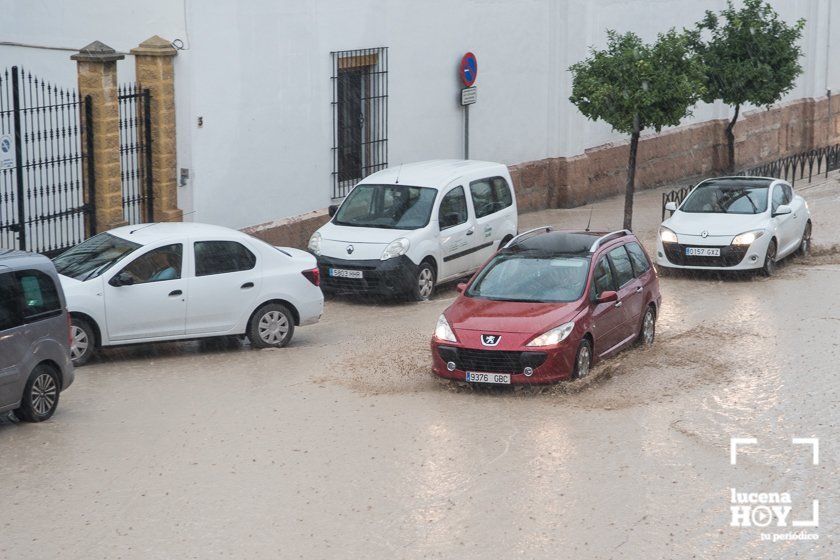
[584,208,593,232]
[129,223,159,235]
[395,164,402,184]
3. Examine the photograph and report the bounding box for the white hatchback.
[657,176,812,275]
[53,222,324,365]
[308,160,518,300]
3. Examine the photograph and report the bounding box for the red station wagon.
[431,228,661,385]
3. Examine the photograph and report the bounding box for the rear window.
[607,246,635,288]
[625,242,651,276]
[194,241,256,276]
[15,269,62,322]
[470,176,513,219]
[0,272,20,331]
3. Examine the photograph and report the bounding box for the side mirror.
[596,290,618,304]
[109,272,134,287]
[328,204,339,218]
[456,282,467,294]
[772,204,792,217]
[664,201,677,213]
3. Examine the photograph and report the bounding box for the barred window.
[331,47,388,199]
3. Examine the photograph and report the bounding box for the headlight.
[381,237,410,260]
[526,321,575,347]
[731,230,764,246]
[434,314,457,342]
[308,231,322,255]
[659,226,678,244]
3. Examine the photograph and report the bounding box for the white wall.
[2,0,838,230]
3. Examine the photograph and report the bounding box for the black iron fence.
[118,83,153,224]
[662,143,840,219]
[0,66,94,255]
[331,47,388,199]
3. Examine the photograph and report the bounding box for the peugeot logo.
[346,244,354,255]
[700,230,709,238]
[481,334,501,346]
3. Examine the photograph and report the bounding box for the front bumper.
[316,254,419,296]
[655,237,767,271]
[431,340,576,385]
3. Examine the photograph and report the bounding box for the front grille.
[439,347,548,374]
[663,242,748,267]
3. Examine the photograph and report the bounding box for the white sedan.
[657,176,811,276]
[53,222,324,365]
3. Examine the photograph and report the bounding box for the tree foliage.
[689,0,805,109]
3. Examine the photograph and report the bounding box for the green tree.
[689,0,805,172]
[569,30,704,229]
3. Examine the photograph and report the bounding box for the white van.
[308,160,518,300]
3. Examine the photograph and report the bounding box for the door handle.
[466,228,474,236]
[635,286,643,293]
[168,290,183,297]
[614,301,623,308]
[241,282,254,289]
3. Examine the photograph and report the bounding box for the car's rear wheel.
[13,364,60,423]
[760,239,777,277]
[70,317,95,366]
[797,221,812,256]
[412,262,436,301]
[572,339,592,380]
[248,303,295,348]
[638,306,656,346]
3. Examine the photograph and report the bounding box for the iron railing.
[662,143,840,219]
[118,83,153,224]
[0,66,93,255]
[330,47,388,199]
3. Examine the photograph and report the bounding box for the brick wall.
[248,96,840,249]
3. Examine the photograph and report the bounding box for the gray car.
[0,250,74,422]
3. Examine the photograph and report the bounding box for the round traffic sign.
[460,52,477,87]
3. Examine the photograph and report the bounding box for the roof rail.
[504,226,553,248]
[589,229,631,252]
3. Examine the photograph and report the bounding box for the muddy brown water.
[1,177,838,558]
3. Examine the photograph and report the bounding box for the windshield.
[53,232,141,281]
[467,254,590,303]
[333,184,436,230]
[681,182,768,214]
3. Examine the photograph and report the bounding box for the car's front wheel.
[572,339,592,380]
[248,303,295,348]
[412,262,436,301]
[13,364,60,422]
[760,239,777,277]
[797,221,812,257]
[70,317,96,366]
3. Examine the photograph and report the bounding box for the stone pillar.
[131,36,182,222]
[71,41,126,232]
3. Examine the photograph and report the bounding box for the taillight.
[302,267,320,287]
[66,310,73,347]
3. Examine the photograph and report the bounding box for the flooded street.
[2,175,839,559]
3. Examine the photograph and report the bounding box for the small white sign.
[0,134,14,170]
[460,86,477,106]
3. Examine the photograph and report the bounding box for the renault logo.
[481,334,501,346]
[701,230,709,238]
[346,244,354,254]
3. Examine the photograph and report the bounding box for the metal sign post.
[459,52,477,160]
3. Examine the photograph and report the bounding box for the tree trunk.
[623,122,640,231]
[725,104,740,173]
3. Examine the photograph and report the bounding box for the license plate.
[685,247,720,257]
[466,371,511,384]
[329,268,363,279]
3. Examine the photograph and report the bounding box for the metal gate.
[118,84,153,224]
[0,66,94,256]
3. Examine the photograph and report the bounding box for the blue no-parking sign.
[460,52,477,87]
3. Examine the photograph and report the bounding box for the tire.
[638,306,656,346]
[572,338,593,380]
[13,364,60,423]
[796,221,812,257]
[760,239,777,277]
[412,261,436,301]
[247,303,295,348]
[70,317,96,367]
